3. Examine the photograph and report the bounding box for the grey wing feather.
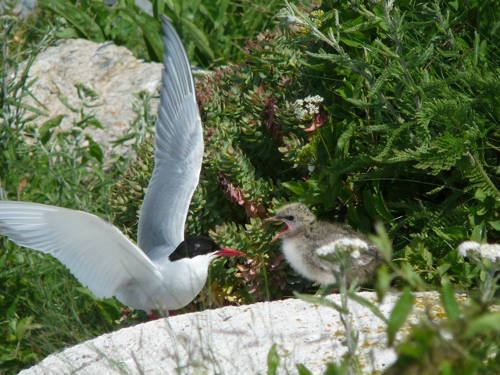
[0,201,163,298]
[137,16,203,259]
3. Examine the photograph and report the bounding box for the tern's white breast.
[116,254,212,313]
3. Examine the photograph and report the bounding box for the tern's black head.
[169,236,244,261]
[169,236,220,261]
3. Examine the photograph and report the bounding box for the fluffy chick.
[265,203,382,286]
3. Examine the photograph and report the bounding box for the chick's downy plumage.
[265,203,382,286]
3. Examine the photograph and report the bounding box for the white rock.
[21,39,162,158]
[20,291,446,375]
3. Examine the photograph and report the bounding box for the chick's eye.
[285,215,295,221]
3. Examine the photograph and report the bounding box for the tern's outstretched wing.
[0,201,163,298]
[137,16,203,259]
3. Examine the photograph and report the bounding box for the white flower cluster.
[276,8,301,25]
[294,95,324,121]
[316,237,369,259]
[458,241,500,262]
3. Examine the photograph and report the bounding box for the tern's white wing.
[0,201,163,298]
[137,16,203,259]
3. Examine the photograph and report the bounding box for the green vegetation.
[2,0,500,373]
[37,0,284,66]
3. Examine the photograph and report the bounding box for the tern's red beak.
[215,247,245,257]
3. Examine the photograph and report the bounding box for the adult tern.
[0,16,244,315]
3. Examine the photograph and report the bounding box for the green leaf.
[86,137,104,163]
[296,363,313,375]
[15,316,43,337]
[75,287,97,300]
[440,360,453,375]
[400,262,426,289]
[58,94,79,113]
[422,247,433,267]
[151,0,165,18]
[387,287,414,346]
[369,221,392,262]
[267,344,280,375]
[471,223,486,242]
[334,123,355,155]
[324,362,343,375]
[475,189,488,201]
[440,278,460,321]
[464,312,500,338]
[339,36,362,47]
[0,352,17,362]
[436,264,451,276]
[373,194,394,222]
[122,9,163,62]
[448,0,459,10]
[376,263,391,301]
[347,291,388,324]
[38,0,105,41]
[83,117,103,130]
[55,27,80,39]
[38,115,64,145]
[4,97,49,117]
[180,18,214,61]
[362,190,377,220]
[294,292,348,314]
[282,181,307,195]
[441,226,467,239]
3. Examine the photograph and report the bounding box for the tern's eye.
[285,215,295,221]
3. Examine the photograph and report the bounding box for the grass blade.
[387,287,414,345]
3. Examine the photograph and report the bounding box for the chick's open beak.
[263,216,289,243]
[263,216,280,224]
